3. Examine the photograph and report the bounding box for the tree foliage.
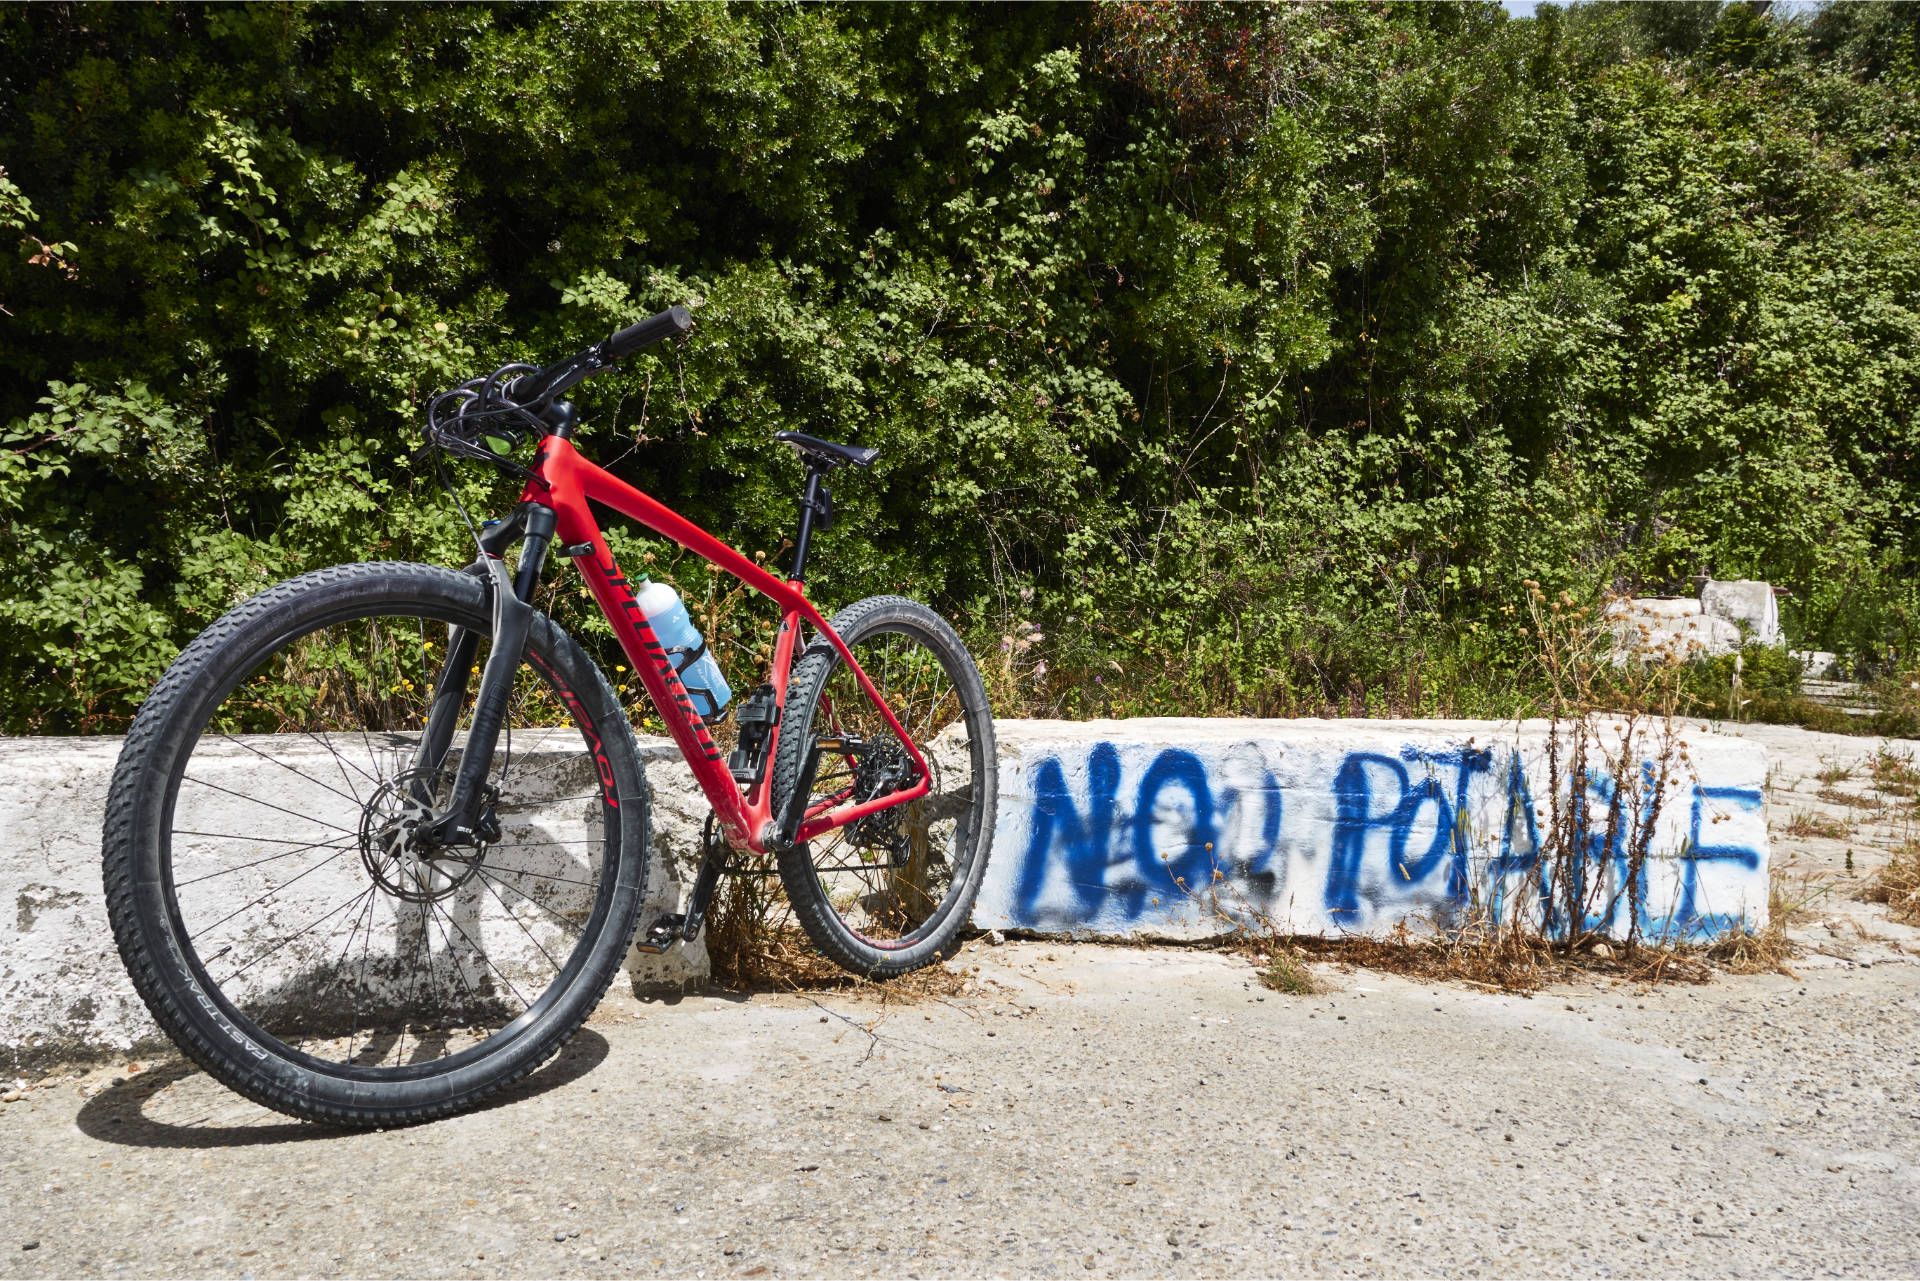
[2,1,1916,731]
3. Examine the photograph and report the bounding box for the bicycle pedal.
[633,913,688,954]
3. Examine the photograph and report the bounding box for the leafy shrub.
[2,3,1917,731]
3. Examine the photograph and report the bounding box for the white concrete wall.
[1701,579,1781,646]
[1607,600,1744,659]
[2,717,1769,1064]
[972,719,1769,944]
[1,734,710,1067]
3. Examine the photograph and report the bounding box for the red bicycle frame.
[516,435,930,855]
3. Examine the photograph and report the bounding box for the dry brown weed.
[702,860,975,998]
[1781,808,1851,840]
[1816,787,1887,814]
[1864,840,1920,925]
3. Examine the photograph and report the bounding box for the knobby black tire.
[770,595,997,978]
[102,562,650,1127]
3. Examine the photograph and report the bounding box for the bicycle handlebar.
[507,304,693,404]
[427,304,692,465]
[604,304,693,361]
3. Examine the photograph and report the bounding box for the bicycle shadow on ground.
[72,1028,610,1150]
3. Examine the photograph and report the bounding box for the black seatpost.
[789,467,830,582]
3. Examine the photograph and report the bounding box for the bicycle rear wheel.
[769,595,996,977]
[102,562,650,1127]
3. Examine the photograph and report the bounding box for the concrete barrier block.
[973,718,1768,944]
[0,734,709,1065]
[1609,597,1702,619]
[1701,578,1780,646]
[1,716,1771,1063]
[1607,604,1743,660]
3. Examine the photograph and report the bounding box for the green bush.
[2,2,1917,731]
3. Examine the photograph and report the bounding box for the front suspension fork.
[421,502,557,846]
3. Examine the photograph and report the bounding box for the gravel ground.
[2,722,1916,1279]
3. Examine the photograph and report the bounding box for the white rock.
[1701,579,1781,646]
[1605,597,1702,619]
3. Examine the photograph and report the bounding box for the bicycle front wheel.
[770,595,997,977]
[102,562,650,1127]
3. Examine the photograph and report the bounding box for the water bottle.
[634,579,733,719]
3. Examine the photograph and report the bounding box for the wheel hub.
[847,740,922,859]
[358,768,486,903]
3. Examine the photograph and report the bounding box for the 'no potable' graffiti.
[971,720,1767,943]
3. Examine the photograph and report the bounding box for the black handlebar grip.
[602,304,693,361]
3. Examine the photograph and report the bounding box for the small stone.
[1,1090,21,1103]
[21,1242,39,1252]
[917,1121,930,1130]
[1167,1230,1181,1247]
[553,1231,567,1243]
[988,930,1006,945]
[1591,942,1614,960]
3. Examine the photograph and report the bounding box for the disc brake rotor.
[357,767,487,904]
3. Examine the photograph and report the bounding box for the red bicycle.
[102,306,997,1126]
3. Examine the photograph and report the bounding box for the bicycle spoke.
[345,886,378,1064]
[475,871,565,974]
[178,774,357,835]
[188,845,357,944]
[217,885,376,987]
[427,895,530,1013]
[171,828,357,849]
[496,793,614,810]
[476,862,599,922]
[423,897,487,1004]
[327,887,381,1058]
[172,833,359,888]
[215,733,366,809]
[471,858,602,887]
[299,728,376,800]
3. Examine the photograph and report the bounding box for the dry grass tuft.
[1253,947,1322,995]
[1864,840,1920,925]
[1814,758,1855,784]
[1316,927,1714,992]
[1871,748,1920,799]
[702,861,974,998]
[1705,922,1797,975]
[1781,808,1851,840]
[1218,916,1721,994]
[1704,868,1809,976]
[1816,787,1886,814]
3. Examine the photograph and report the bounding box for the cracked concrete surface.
[2,934,1918,1279]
